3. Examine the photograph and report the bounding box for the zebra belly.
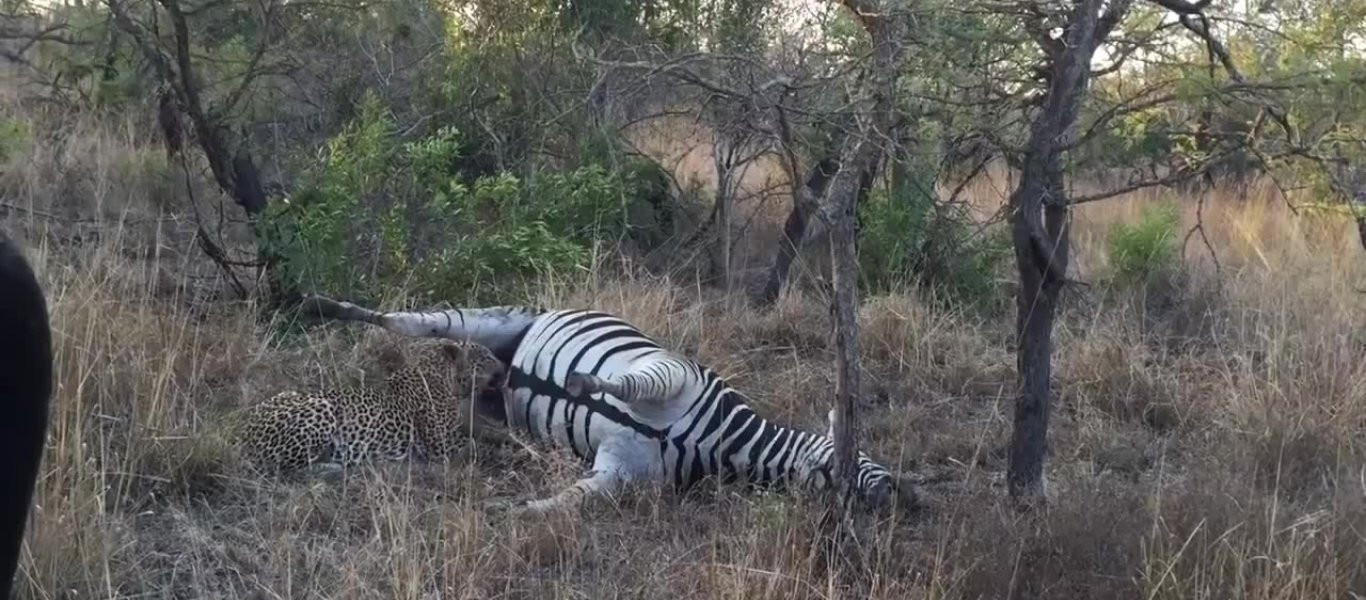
[506,385,615,460]
[507,381,770,492]
[656,436,737,490]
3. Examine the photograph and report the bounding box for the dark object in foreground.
[0,234,54,599]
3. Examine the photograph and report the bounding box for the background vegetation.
[2,0,1364,597]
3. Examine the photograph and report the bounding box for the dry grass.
[4,105,1366,599]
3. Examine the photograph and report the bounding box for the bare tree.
[102,0,287,298]
[107,0,271,217]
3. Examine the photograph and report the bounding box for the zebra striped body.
[300,295,903,512]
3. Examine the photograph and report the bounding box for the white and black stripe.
[301,295,902,512]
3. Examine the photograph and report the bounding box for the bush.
[261,92,653,305]
[0,117,31,163]
[260,91,394,301]
[857,169,1011,312]
[858,184,930,293]
[405,167,622,303]
[1107,202,1182,285]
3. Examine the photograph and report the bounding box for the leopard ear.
[374,344,405,373]
[439,341,463,362]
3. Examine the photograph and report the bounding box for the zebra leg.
[297,294,383,326]
[564,363,684,405]
[517,466,626,514]
[298,294,537,358]
[497,436,661,515]
[563,372,619,398]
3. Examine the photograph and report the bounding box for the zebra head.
[800,409,913,511]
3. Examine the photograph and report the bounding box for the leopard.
[234,339,512,472]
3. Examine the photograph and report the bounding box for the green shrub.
[402,168,619,303]
[0,118,31,163]
[406,125,462,191]
[263,92,651,306]
[858,184,930,293]
[260,91,395,301]
[857,168,1011,312]
[1107,202,1182,285]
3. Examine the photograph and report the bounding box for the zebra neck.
[715,411,828,485]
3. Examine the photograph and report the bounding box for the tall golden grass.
[3,103,1364,599]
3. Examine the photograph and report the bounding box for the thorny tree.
[818,0,908,514]
[1004,0,1129,502]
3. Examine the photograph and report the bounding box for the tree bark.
[714,141,734,292]
[1356,214,1366,253]
[1007,180,1069,500]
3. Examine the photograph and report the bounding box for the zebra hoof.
[298,294,350,320]
[564,372,595,397]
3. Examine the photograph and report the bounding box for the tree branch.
[1069,169,1207,204]
[1145,0,1212,15]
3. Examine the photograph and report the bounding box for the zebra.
[299,294,913,514]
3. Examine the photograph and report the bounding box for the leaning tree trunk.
[109,0,281,298]
[756,157,839,306]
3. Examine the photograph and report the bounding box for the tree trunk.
[829,208,862,499]
[825,155,872,499]
[714,145,734,292]
[1007,182,1069,499]
[1356,214,1366,253]
[1005,0,1123,502]
[825,0,905,510]
[755,157,838,306]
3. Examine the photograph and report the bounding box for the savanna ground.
[4,93,1366,600]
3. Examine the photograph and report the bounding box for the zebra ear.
[826,409,836,439]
